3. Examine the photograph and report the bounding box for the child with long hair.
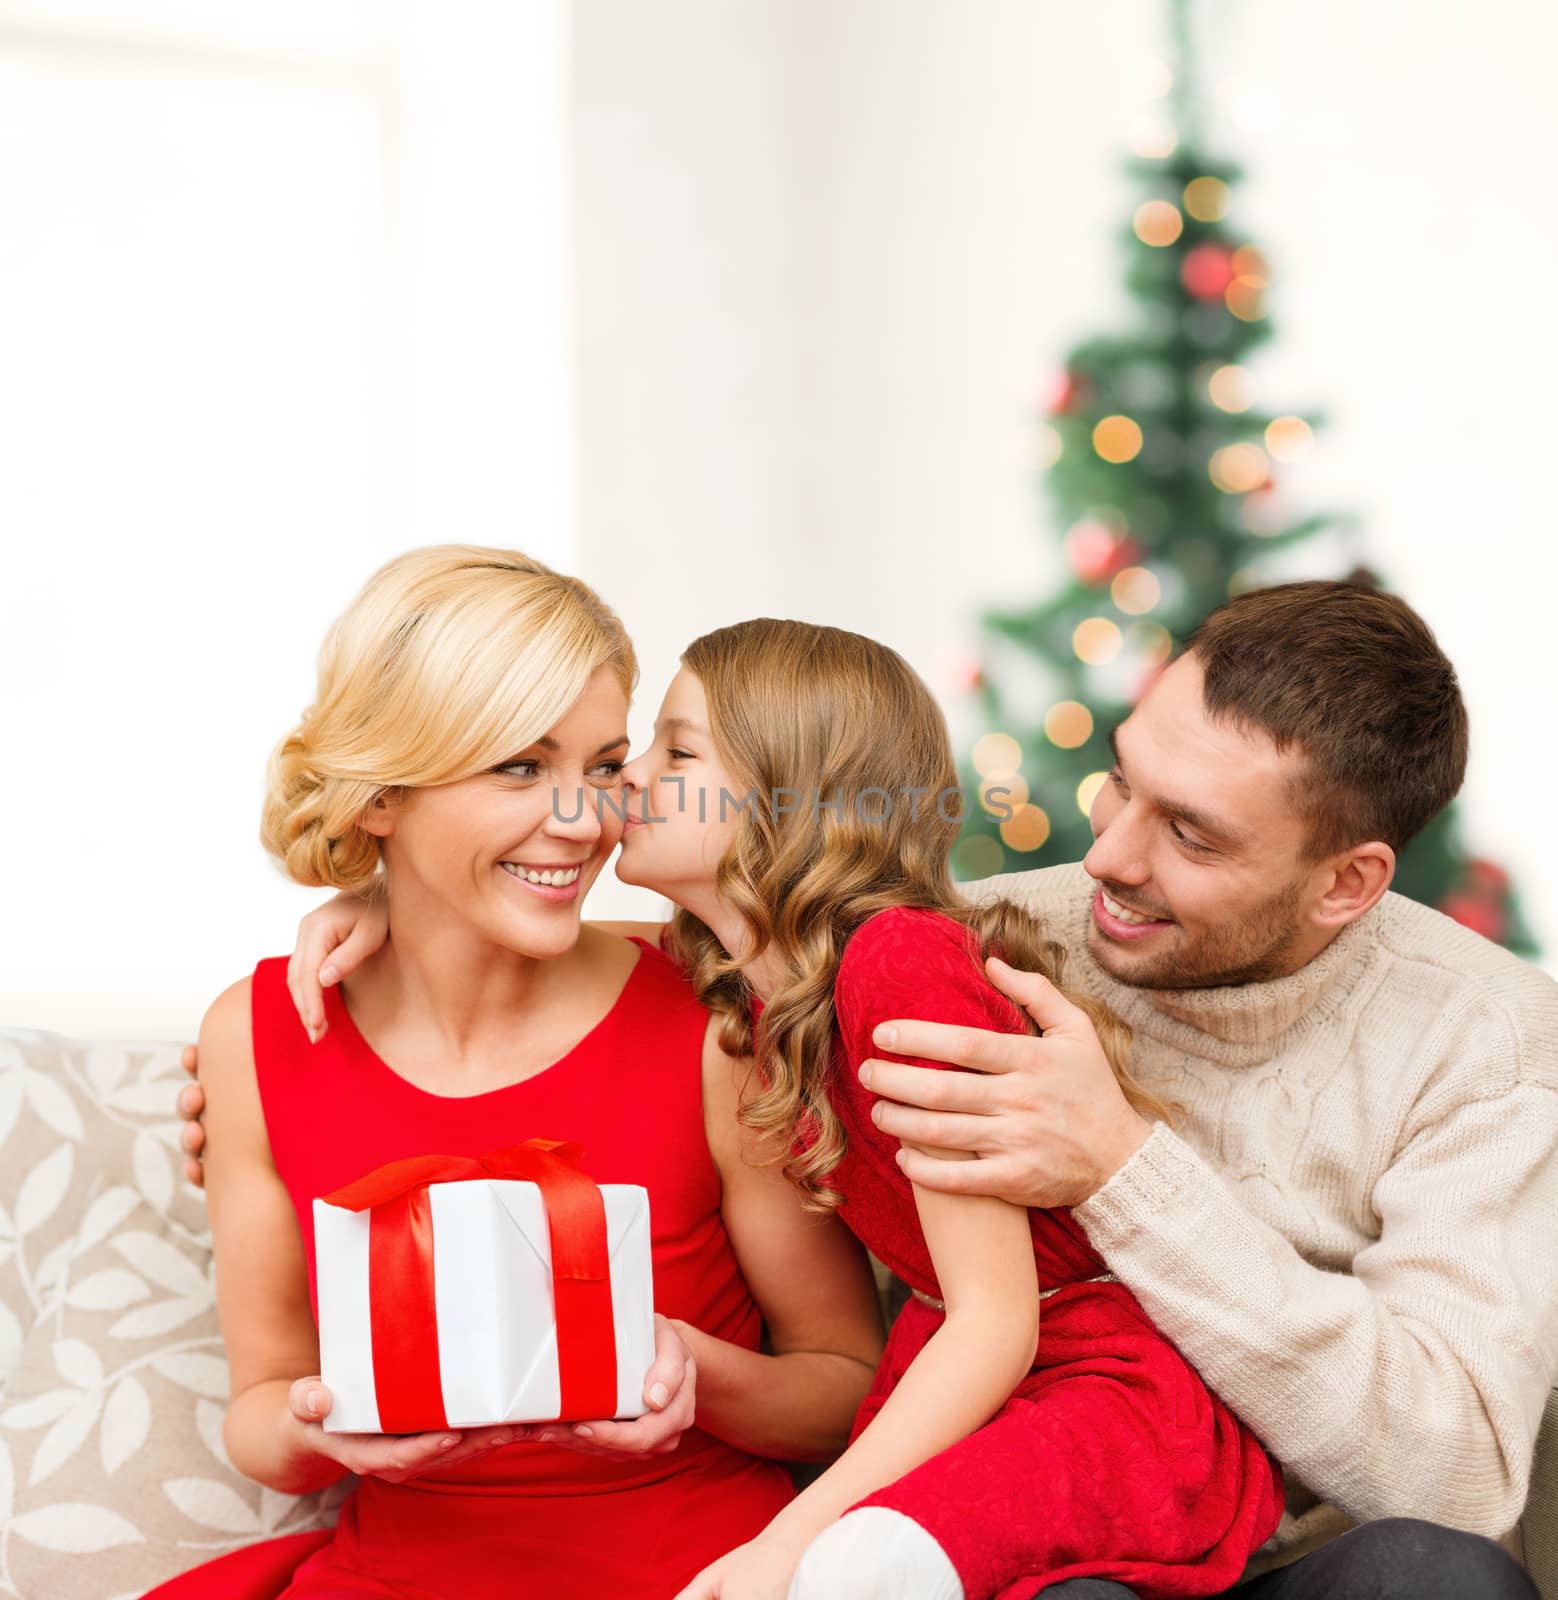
[186,612,1286,1599]
[616,619,1286,1600]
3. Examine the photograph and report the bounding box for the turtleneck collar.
[1060,873,1382,1067]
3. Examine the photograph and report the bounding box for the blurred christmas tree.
[954,0,1536,956]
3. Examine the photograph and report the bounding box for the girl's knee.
[787,1507,963,1600]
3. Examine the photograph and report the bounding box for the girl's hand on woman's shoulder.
[173,884,390,1180]
[176,888,394,1181]
[284,1377,522,1482]
[288,888,391,1044]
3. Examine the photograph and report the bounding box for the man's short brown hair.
[1183,579,1469,859]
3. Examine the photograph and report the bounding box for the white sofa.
[1,1023,1553,1598]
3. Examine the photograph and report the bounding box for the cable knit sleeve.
[1071,990,1558,1537]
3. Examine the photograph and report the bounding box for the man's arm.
[1069,1064,1558,1536]
[870,976,1558,1537]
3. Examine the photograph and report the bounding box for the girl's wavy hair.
[259,545,637,891]
[664,618,1183,1210]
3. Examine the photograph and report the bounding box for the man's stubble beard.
[1087,877,1307,991]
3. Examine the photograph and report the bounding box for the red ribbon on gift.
[321,1138,619,1434]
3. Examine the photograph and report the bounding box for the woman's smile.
[498,858,586,902]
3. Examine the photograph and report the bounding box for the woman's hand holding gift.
[184,896,704,1470]
[272,1314,695,1482]
[284,1377,522,1482]
[542,1314,697,1460]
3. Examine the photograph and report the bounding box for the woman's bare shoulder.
[198,976,263,1117]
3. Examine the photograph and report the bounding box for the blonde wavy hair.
[260,545,637,891]
[663,618,1183,1210]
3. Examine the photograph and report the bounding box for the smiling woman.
[350,667,632,964]
[260,549,633,898]
[145,545,887,1600]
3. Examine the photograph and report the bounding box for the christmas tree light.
[954,0,1537,956]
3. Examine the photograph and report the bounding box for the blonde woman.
[148,554,884,1600]
[230,618,1288,1600]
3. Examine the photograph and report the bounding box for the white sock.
[786,1506,965,1600]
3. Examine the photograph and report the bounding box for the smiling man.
[175,578,1554,1600]
[1080,589,1418,992]
[865,579,1556,1599]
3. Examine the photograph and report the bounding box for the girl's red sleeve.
[833,906,1032,1097]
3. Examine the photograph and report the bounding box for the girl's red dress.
[813,905,1286,1600]
[144,937,793,1600]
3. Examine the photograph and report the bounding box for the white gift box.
[313,1178,655,1434]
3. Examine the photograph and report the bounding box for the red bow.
[323,1138,618,1433]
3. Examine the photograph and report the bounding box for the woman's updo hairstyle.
[260,545,637,891]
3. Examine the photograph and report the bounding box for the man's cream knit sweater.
[963,861,1558,1583]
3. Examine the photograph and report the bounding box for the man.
[856,580,1556,1598]
[181,580,1555,1598]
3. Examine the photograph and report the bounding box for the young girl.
[187,614,1287,1598]
[148,553,885,1600]
[621,621,1285,1600]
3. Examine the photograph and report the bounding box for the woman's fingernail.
[439,1435,458,1449]
[877,1024,897,1047]
[536,1430,557,1443]
[305,1389,320,1415]
[321,965,339,984]
[648,1382,670,1408]
[858,1062,874,1087]
[573,1425,593,1439]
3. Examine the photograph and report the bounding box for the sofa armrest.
[1524,1386,1558,1600]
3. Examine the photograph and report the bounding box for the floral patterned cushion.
[0,1028,345,1600]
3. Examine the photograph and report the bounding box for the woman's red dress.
[144,937,793,1600]
[817,906,1285,1600]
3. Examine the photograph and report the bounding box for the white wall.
[568,0,803,819]
[571,0,1558,966]
[6,0,1552,1040]
[0,0,569,1038]
[1218,3,1558,955]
